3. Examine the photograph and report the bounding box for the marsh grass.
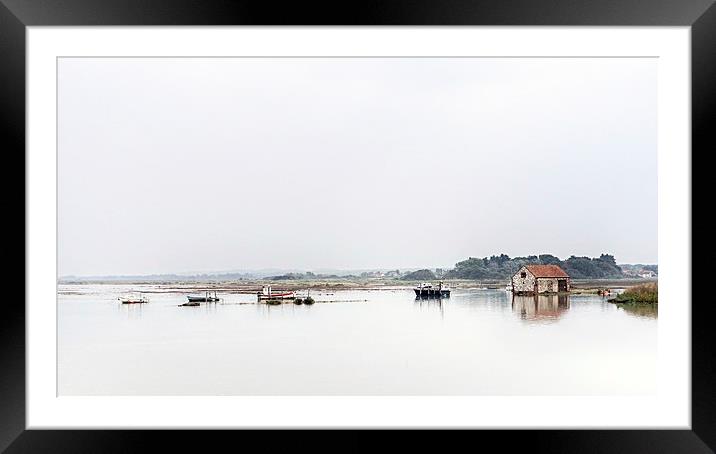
[611,282,658,304]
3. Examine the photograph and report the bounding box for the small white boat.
[119,293,148,304]
[257,285,296,301]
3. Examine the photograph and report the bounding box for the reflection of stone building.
[511,264,570,295]
[512,294,570,321]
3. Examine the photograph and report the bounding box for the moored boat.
[119,293,148,304]
[414,282,450,298]
[257,285,296,301]
[186,291,220,303]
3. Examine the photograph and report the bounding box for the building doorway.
[558,279,568,292]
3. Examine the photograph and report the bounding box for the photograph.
[57,56,659,396]
[4,0,710,446]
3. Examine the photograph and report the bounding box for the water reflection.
[414,295,446,318]
[118,300,144,319]
[512,294,570,322]
[59,285,658,395]
[414,295,449,302]
[615,303,658,319]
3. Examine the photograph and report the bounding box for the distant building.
[512,264,570,295]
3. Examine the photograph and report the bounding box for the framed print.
[4,0,713,451]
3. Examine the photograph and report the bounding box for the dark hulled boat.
[414,282,450,298]
[186,291,220,303]
[186,296,219,302]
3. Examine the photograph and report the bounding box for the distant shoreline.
[58,277,657,294]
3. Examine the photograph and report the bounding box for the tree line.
[402,254,625,281]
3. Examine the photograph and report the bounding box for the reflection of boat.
[414,282,450,297]
[257,285,296,301]
[119,293,148,304]
[187,291,220,302]
[180,302,200,307]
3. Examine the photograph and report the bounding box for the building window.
[520,272,526,278]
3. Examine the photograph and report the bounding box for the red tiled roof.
[524,264,570,278]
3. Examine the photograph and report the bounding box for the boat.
[186,291,220,303]
[257,285,296,301]
[180,302,200,307]
[414,282,450,298]
[186,296,220,302]
[119,293,148,304]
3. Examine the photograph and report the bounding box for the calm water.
[58,285,657,395]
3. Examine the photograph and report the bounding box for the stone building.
[511,264,570,295]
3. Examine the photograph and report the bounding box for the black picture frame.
[3,0,711,451]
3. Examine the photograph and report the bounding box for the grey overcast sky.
[58,57,657,276]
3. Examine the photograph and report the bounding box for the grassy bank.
[609,283,658,304]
